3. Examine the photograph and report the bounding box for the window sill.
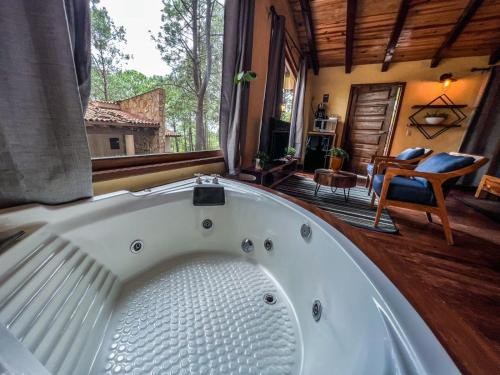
[92,150,224,182]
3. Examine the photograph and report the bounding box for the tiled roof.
[85,101,160,128]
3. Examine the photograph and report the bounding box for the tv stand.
[241,159,297,187]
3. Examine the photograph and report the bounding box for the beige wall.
[87,132,126,157]
[243,0,300,167]
[304,56,491,158]
[93,162,226,195]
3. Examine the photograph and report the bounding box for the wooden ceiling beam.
[381,0,410,72]
[489,47,500,65]
[430,0,485,68]
[298,0,319,75]
[345,0,357,74]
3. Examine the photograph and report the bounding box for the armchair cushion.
[414,152,475,186]
[396,147,425,160]
[373,174,436,206]
[367,163,374,176]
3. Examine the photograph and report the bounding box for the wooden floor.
[357,190,500,374]
[268,179,500,374]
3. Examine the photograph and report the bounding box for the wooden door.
[343,83,405,175]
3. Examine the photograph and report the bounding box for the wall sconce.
[439,73,457,89]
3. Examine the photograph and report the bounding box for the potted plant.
[284,146,296,160]
[234,71,257,87]
[424,111,449,125]
[254,151,269,171]
[327,147,349,171]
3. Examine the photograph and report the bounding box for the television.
[269,117,290,161]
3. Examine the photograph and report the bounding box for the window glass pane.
[87,0,224,158]
[281,61,296,123]
[109,137,120,149]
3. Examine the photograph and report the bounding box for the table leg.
[344,188,351,202]
[343,188,351,202]
[331,186,338,194]
[314,183,321,196]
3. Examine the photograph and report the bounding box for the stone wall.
[119,88,166,153]
[134,129,159,155]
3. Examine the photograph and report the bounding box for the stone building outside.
[85,88,179,158]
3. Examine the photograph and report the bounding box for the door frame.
[342,82,406,157]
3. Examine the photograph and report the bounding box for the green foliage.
[425,111,449,119]
[152,0,224,151]
[90,0,130,101]
[280,89,294,122]
[254,151,269,165]
[91,69,165,101]
[284,146,296,157]
[234,71,257,85]
[327,147,349,160]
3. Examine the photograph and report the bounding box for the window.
[280,58,297,123]
[109,137,120,149]
[87,0,224,159]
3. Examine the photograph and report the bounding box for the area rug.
[275,175,398,233]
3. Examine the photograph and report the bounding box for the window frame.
[89,1,227,181]
[92,150,224,182]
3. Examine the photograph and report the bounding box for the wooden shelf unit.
[411,104,467,109]
[408,123,461,128]
[241,158,298,187]
[408,94,467,140]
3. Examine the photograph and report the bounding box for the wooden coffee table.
[314,169,357,202]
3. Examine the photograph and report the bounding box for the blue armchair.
[371,152,488,245]
[366,148,433,195]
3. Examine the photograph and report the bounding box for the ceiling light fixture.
[439,73,457,89]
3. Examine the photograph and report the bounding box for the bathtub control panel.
[193,174,225,206]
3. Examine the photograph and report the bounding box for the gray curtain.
[259,14,286,154]
[460,66,500,186]
[219,0,255,175]
[0,0,93,208]
[65,0,92,111]
[288,59,307,157]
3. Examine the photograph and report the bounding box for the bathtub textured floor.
[94,255,300,375]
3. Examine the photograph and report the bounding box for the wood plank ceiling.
[288,0,500,72]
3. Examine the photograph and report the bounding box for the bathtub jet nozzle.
[130,240,144,254]
[301,224,312,240]
[312,300,322,321]
[241,238,254,253]
[202,219,213,229]
[264,239,273,251]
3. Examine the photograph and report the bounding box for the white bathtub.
[0,178,459,375]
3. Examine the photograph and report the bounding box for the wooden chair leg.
[439,209,454,245]
[374,201,384,226]
[426,212,433,223]
[370,193,376,208]
[434,187,454,245]
[368,177,373,196]
[365,174,370,188]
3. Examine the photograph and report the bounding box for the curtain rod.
[268,6,304,59]
[471,67,492,72]
[285,30,304,59]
